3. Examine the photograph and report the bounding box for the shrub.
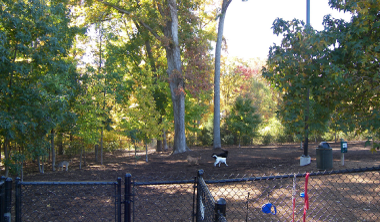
[199,127,213,146]
[262,134,273,145]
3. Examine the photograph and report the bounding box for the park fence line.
[1,166,379,221]
[131,166,380,222]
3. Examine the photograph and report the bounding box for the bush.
[262,134,273,145]
[104,141,119,153]
[220,123,236,145]
[222,134,235,145]
[199,127,213,146]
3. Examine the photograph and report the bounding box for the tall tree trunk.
[51,129,56,171]
[163,129,168,151]
[213,0,232,149]
[80,145,83,169]
[156,139,163,152]
[95,144,99,162]
[4,138,9,177]
[100,127,104,165]
[145,142,148,162]
[21,160,23,182]
[156,118,163,152]
[164,0,189,154]
[58,133,63,155]
[304,88,310,156]
[84,145,86,167]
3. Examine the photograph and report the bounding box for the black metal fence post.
[3,178,12,222]
[0,176,5,222]
[214,198,226,222]
[117,177,121,222]
[15,177,21,222]
[196,169,204,222]
[125,173,132,222]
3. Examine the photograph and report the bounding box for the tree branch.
[95,0,161,40]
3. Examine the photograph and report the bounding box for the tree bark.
[163,129,168,151]
[96,0,188,153]
[213,0,232,149]
[304,88,309,156]
[80,145,83,169]
[4,138,9,177]
[100,127,104,165]
[164,0,189,154]
[51,129,56,171]
[95,144,99,162]
[58,133,63,155]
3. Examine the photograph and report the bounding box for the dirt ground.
[22,141,380,182]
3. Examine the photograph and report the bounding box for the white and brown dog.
[211,150,228,167]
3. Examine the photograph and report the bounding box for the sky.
[223,0,352,60]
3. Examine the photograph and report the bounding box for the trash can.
[316,141,333,170]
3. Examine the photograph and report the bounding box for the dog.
[56,161,70,171]
[211,150,228,167]
[186,156,201,165]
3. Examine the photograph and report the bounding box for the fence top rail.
[134,179,195,186]
[204,166,380,184]
[19,181,118,186]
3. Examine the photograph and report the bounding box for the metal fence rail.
[15,179,122,222]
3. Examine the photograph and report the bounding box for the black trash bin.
[316,141,333,170]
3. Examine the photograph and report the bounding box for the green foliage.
[104,141,120,153]
[226,96,261,145]
[220,123,235,145]
[263,18,335,143]
[0,0,83,171]
[261,134,273,146]
[322,1,380,136]
[7,153,25,176]
[199,115,213,146]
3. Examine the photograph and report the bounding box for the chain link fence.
[204,167,380,221]
[15,179,122,222]
[132,176,196,221]
[3,166,379,221]
[131,166,380,222]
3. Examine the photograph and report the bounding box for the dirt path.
[22,141,380,181]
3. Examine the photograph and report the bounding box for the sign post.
[340,139,347,166]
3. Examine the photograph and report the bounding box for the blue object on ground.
[262,203,277,215]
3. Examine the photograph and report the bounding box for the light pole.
[300,0,311,166]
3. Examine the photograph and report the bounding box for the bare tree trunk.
[38,156,44,174]
[51,129,56,171]
[4,138,9,177]
[145,142,148,163]
[58,133,63,155]
[80,146,83,169]
[100,127,104,165]
[213,0,232,149]
[304,88,309,157]
[21,160,23,182]
[95,144,99,162]
[163,0,189,154]
[163,130,168,151]
[156,139,162,152]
